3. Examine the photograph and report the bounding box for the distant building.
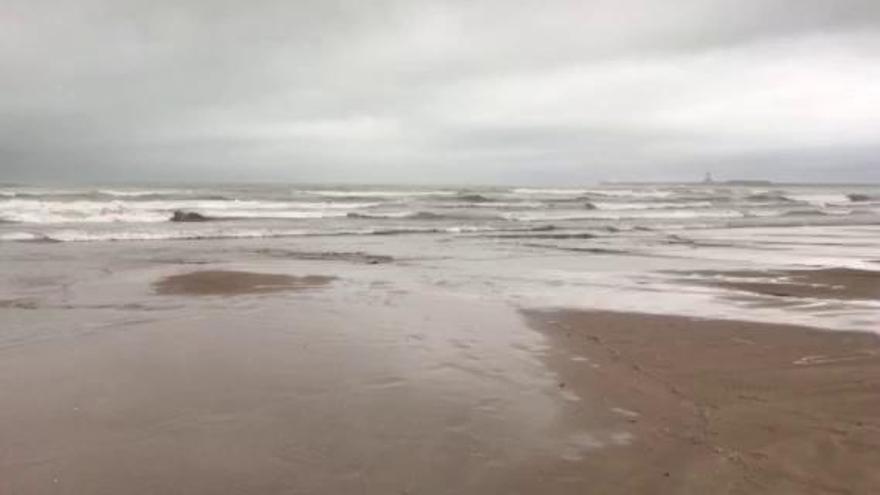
[703,172,714,184]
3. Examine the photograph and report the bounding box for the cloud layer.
[2,0,879,184]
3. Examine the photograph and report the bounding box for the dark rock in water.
[584,202,597,210]
[171,210,209,222]
[746,192,791,202]
[457,194,493,203]
[409,211,445,220]
[847,194,872,202]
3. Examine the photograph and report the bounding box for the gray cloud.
[2,0,879,184]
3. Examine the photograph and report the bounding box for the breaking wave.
[346,211,504,221]
[0,223,561,243]
[2,183,879,243]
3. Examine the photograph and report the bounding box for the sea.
[2,182,879,242]
[2,182,879,332]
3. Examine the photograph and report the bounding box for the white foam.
[208,210,351,219]
[0,199,170,223]
[0,232,41,241]
[504,209,744,222]
[512,188,588,195]
[511,187,677,199]
[97,189,190,197]
[592,201,714,210]
[0,223,505,242]
[301,190,456,198]
[0,198,382,224]
[581,189,675,199]
[0,187,88,198]
[785,193,851,206]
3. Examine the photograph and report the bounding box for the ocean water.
[1,183,878,242]
[2,182,879,332]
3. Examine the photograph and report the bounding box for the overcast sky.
[3,0,879,185]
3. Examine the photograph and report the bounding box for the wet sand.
[524,310,880,494]
[3,258,880,494]
[153,270,336,296]
[2,270,565,494]
[678,267,880,301]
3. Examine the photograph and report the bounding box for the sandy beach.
[523,310,880,494]
[1,261,878,493]
[2,184,880,494]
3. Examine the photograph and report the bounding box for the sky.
[2,0,879,185]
